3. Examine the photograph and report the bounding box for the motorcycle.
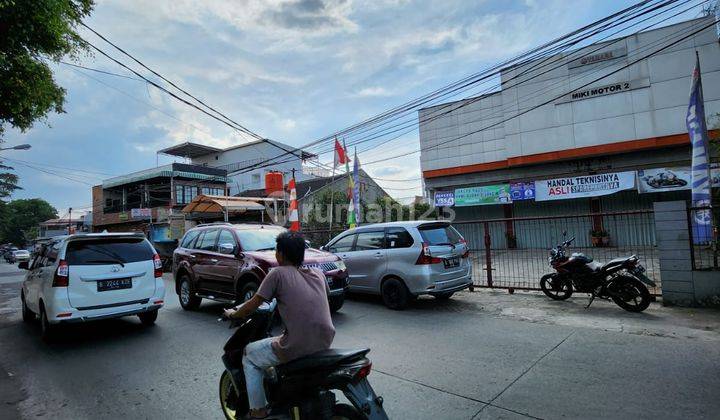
[218,300,389,420]
[540,233,656,312]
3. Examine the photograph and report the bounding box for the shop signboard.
[455,184,512,206]
[169,215,186,241]
[638,166,720,193]
[534,171,635,201]
[434,191,455,207]
[509,182,535,201]
[131,208,152,219]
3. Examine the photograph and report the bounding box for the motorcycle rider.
[223,231,336,419]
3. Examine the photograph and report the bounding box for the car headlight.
[335,260,346,271]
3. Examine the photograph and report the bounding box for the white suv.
[20,233,166,340]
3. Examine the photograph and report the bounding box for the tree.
[0,198,57,245]
[0,0,95,197]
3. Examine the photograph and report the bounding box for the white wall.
[191,141,313,195]
[420,17,720,173]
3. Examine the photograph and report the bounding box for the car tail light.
[153,254,163,278]
[355,362,372,380]
[415,242,442,265]
[52,260,69,287]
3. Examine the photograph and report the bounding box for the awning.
[157,142,222,158]
[181,195,266,214]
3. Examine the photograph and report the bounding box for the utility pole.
[68,207,72,234]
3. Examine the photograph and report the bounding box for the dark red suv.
[173,223,349,312]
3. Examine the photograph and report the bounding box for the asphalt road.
[1,262,719,419]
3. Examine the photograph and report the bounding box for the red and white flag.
[334,138,349,167]
[287,178,300,231]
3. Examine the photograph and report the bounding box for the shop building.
[420,17,720,248]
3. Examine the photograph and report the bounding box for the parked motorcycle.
[540,233,656,312]
[218,300,389,420]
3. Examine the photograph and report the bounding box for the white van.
[20,233,166,340]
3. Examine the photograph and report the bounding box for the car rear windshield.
[418,224,463,245]
[235,229,283,251]
[65,238,155,265]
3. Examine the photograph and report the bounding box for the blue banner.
[686,54,713,244]
[510,182,535,201]
[434,191,455,207]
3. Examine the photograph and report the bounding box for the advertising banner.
[434,191,455,207]
[131,208,152,219]
[638,166,720,193]
[509,182,535,201]
[455,184,512,206]
[534,171,635,201]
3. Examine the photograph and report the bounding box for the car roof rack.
[196,222,233,227]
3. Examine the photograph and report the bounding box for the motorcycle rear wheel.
[540,274,572,300]
[219,370,248,420]
[610,276,651,313]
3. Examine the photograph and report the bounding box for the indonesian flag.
[334,138,349,167]
[288,178,300,231]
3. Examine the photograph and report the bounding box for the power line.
[360,16,719,167]
[223,0,689,176]
[59,61,142,81]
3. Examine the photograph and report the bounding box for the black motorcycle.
[218,300,389,420]
[540,234,656,312]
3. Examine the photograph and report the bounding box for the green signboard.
[454,184,512,206]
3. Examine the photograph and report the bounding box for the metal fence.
[453,210,662,295]
[688,206,719,271]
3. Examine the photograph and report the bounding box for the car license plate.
[443,256,460,268]
[97,278,132,292]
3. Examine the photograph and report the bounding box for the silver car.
[323,221,472,309]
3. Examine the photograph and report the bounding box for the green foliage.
[0,0,95,197]
[0,198,57,245]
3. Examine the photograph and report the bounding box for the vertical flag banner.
[345,141,356,228]
[352,148,361,224]
[686,53,713,243]
[288,178,300,231]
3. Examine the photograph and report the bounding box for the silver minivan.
[323,221,472,309]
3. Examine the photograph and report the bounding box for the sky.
[2,0,706,215]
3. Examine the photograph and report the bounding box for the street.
[1,262,719,419]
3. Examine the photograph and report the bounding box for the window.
[355,231,385,251]
[175,185,185,204]
[217,230,236,251]
[418,223,463,245]
[252,173,261,183]
[329,234,355,253]
[197,229,218,251]
[202,187,223,196]
[386,227,414,249]
[65,238,155,265]
[235,229,282,251]
[181,230,201,249]
[184,186,197,204]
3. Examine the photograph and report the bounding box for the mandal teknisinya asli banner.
[534,171,636,201]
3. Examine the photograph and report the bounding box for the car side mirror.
[18,261,29,270]
[305,240,312,249]
[319,245,328,251]
[218,243,235,255]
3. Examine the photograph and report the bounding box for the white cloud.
[353,86,392,97]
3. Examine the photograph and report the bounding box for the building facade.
[420,17,720,247]
[158,139,320,195]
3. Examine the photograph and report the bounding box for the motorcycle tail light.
[355,363,372,380]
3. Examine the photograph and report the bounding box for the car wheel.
[238,282,258,304]
[381,277,411,310]
[138,309,159,326]
[329,294,344,313]
[178,275,201,310]
[21,291,34,323]
[39,304,55,342]
[433,292,454,300]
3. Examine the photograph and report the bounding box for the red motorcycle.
[540,233,655,312]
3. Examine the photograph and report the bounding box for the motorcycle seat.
[277,348,370,374]
[601,256,634,270]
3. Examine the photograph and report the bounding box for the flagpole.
[328,137,337,232]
